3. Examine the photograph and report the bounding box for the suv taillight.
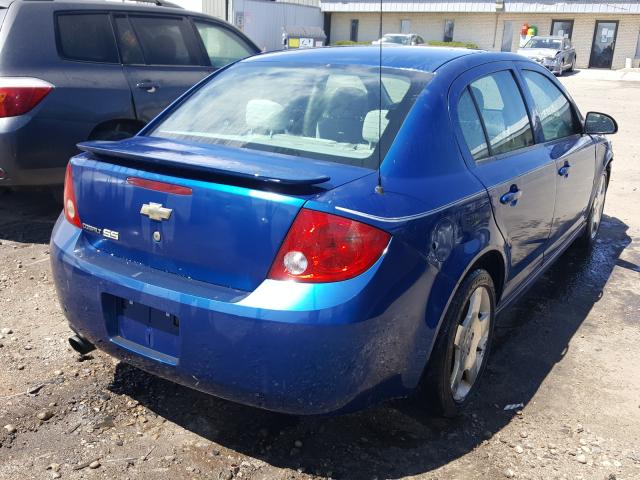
[268,209,390,283]
[63,163,81,228]
[0,78,53,118]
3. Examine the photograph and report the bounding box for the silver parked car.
[372,33,425,46]
[517,36,576,76]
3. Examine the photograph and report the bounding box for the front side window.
[522,70,582,141]
[468,71,534,156]
[129,16,199,66]
[57,13,118,63]
[194,21,255,68]
[150,63,431,168]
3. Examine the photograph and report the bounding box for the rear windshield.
[149,62,431,169]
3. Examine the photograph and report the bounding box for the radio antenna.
[374,0,384,195]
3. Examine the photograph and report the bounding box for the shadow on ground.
[0,189,60,244]
[108,215,632,478]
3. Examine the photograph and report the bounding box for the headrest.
[362,110,390,145]
[245,99,287,132]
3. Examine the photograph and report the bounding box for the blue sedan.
[50,46,617,416]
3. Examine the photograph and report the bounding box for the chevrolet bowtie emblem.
[140,202,172,221]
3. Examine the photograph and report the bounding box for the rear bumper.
[0,114,75,187]
[51,216,432,415]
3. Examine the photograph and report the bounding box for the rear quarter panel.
[305,63,508,385]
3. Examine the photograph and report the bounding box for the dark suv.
[0,0,258,192]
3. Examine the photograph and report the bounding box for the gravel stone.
[37,410,54,421]
[3,424,17,434]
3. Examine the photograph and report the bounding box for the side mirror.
[584,111,618,135]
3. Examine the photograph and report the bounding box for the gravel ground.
[0,72,639,480]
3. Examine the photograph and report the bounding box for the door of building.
[589,21,618,69]
[501,21,513,52]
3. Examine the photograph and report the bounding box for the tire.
[575,170,608,250]
[418,269,496,417]
[569,56,576,72]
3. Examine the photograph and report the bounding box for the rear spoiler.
[77,138,331,186]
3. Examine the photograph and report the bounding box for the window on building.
[194,21,255,68]
[350,19,359,42]
[444,19,455,42]
[400,19,411,34]
[635,30,640,59]
[551,19,574,39]
[468,71,534,157]
[521,70,582,141]
[57,14,119,63]
[129,16,199,66]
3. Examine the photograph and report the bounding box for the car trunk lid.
[73,136,372,292]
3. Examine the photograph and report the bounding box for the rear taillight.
[63,163,81,228]
[268,209,390,283]
[0,78,53,118]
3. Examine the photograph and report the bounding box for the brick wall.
[330,12,640,69]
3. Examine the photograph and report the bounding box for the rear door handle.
[136,81,159,93]
[500,185,522,206]
[558,162,571,177]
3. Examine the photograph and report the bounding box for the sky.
[169,0,203,12]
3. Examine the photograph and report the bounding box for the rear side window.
[194,21,255,68]
[129,16,199,66]
[468,71,534,157]
[114,16,145,65]
[57,14,119,63]
[457,89,489,160]
[521,70,582,141]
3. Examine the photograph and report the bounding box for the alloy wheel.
[590,173,607,240]
[450,286,492,402]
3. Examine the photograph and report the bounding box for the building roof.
[242,45,483,72]
[320,0,640,14]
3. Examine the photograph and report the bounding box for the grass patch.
[427,40,479,49]
[332,40,372,46]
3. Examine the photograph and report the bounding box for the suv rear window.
[57,14,119,63]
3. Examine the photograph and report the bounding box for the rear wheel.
[576,171,608,250]
[419,269,496,417]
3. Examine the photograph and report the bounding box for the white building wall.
[330,12,640,69]
[203,0,320,21]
